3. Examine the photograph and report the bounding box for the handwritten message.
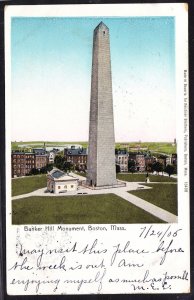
[7,225,189,294]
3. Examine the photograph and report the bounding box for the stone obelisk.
[87,22,117,187]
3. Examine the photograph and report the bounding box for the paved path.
[114,189,177,223]
[12,180,177,223]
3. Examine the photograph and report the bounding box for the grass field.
[12,173,176,197]
[12,175,47,196]
[129,183,177,215]
[11,141,176,154]
[12,194,165,224]
[117,173,177,182]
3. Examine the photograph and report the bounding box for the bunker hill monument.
[87,22,117,187]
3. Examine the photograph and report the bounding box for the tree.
[54,155,65,170]
[128,159,136,173]
[129,166,136,174]
[63,161,74,172]
[147,163,154,173]
[165,164,175,177]
[116,164,120,173]
[30,168,39,175]
[152,161,164,174]
[40,164,53,174]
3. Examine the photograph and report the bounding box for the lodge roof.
[48,168,78,181]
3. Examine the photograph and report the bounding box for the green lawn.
[12,194,165,224]
[74,173,177,183]
[12,175,47,196]
[129,183,177,215]
[117,173,177,182]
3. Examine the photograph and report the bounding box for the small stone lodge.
[47,168,79,194]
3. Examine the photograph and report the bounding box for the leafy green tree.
[129,166,136,174]
[30,168,39,175]
[152,161,164,174]
[147,163,154,173]
[128,159,136,173]
[54,155,65,170]
[165,164,175,177]
[42,164,54,174]
[63,161,74,172]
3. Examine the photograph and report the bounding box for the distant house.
[171,153,177,166]
[47,148,61,164]
[115,149,128,172]
[32,148,48,170]
[145,156,155,172]
[136,154,145,172]
[48,150,57,164]
[47,168,79,194]
[64,147,87,171]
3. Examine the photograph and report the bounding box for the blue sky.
[11,17,175,142]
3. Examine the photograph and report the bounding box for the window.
[103,31,105,36]
[58,186,61,189]
[71,185,74,188]
[64,185,67,188]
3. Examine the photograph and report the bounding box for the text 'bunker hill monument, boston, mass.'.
[86,22,117,187]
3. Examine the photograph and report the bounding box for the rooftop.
[94,21,109,32]
[48,168,78,181]
[65,147,87,156]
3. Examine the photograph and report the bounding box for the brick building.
[11,152,26,177]
[12,152,35,177]
[35,154,48,170]
[31,148,48,170]
[11,150,48,177]
[145,156,155,172]
[25,153,36,174]
[64,147,87,171]
[136,154,145,172]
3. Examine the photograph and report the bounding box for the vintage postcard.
[5,3,189,295]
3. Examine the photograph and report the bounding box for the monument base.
[80,180,126,190]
